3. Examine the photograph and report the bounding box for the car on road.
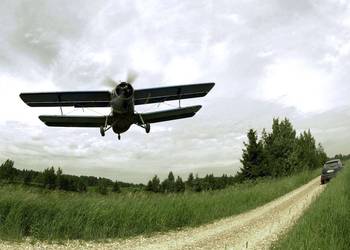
[321,159,343,184]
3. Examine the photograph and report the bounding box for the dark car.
[321,159,343,184]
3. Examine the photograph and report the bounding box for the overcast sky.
[1,0,350,183]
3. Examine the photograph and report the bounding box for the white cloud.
[257,59,334,113]
[163,56,201,83]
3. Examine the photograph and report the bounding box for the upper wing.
[135,105,202,124]
[39,115,112,127]
[20,91,111,107]
[133,82,215,105]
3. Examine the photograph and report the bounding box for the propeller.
[103,77,120,89]
[126,70,138,85]
[103,70,138,91]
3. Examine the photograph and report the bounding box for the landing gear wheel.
[118,134,121,140]
[100,126,105,137]
[145,123,151,134]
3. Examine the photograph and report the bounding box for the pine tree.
[77,179,87,192]
[291,130,319,172]
[167,171,175,192]
[145,175,161,193]
[23,170,32,185]
[145,180,153,192]
[264,118,296,177]
[175,176,185,193]
[112,178,121,193]
[187,173,194,190]
[0,159,16,182]
[96,180,108,195]
[239,129,265,180]
[160,179,169,193]
[193,174,202,192]
[316,143,328,166]
[151,175,160,192]
[56,168,64,190]
[42,167,56,189]
[220,174,228,189]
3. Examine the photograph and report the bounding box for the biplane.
[20,79,215,140]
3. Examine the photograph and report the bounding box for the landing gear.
[100,126,105,137]
[137,114,151,134]
[136,122,151,134]
[99,114,116,137]
[145,123,151,134]
[118,134,121,140]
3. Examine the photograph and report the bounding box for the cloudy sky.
[1,0,350,183]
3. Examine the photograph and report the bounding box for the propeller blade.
[103,77,119,89]
[126,70,138,85]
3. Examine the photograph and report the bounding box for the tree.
[264,118,296,177]
[316,143,328,166]
[112,178,121,193]
[220,174,229,189]
[160,179,169,193]
[187,173,194,190]
[241,118,328,179]
[76,179,87,192]
[96,180,108,195]
[239,129,265,180]
[193,174,202,192]
[56,168,65,190]
[291,130,319,172]
[23,170,32,185]
[42,167,56,189]
[146,180,153,192]
[161,172,175,193]
[175,176,185,193]
[0,159,16,182]
[145,175,161,193]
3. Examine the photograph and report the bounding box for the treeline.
[145,172,240,193]
[237,118,328,181]
[332,153,350,162]
[145,118,328,193]
[0,160,142,194]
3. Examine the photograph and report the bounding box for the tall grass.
[0,169,320,241]
[273,161,350,250]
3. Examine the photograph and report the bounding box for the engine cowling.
[110,82,134,114]
[115,82,134,98]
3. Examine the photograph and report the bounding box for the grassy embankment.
[0,168,320,241]
[273,161,350,250]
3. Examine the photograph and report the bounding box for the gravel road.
[0,177,324,250]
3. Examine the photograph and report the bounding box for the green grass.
[0,169,320,241]
[273,162,350,250]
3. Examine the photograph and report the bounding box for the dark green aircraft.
[20,77,215,140]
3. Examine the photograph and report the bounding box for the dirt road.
[0,177,324,250]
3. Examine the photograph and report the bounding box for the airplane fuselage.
[110,82,135,135]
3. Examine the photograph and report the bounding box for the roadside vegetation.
[0,168,320,241]
[0,117,329,241]
[272,160,350,250]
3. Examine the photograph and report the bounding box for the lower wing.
[39,115,112,127]
[135,105,202,124]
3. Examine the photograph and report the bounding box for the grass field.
[0,169,320,241]
[273,161,350,250]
